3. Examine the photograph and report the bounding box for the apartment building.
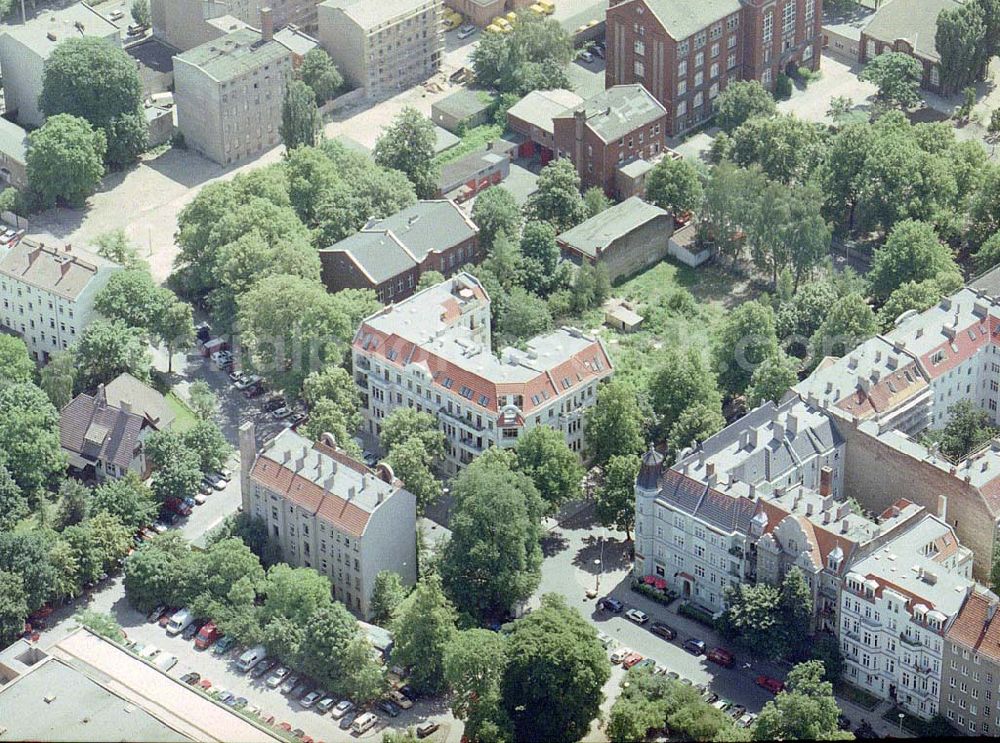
[839,503,973,720]
[0,3,120,128]
[942,587,1000,735]
[317,0,444,98]
[0,241,122,363]
[151,0,323,51]
[551,85,668,197]
[352,273,613,473]
[239,423,417,619]
[605,0,822,136]
[319,200,480,303]
[174,20,292,165]
[0,118,29,190]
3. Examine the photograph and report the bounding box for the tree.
[0,465,27,531]
[810,633,844,681]
[280,80,322,150]
[123,533,192,612]
[582,186,611,218]
[934,400,998,460]
[440,454,543,622]
[779,567,814,656]
[303,366,361,423]
[645,156,704,215]
[95,269,167,330]
[388,438,442,513]
[502,594,609,743]
[88,512,134,571]
[261,563,334,627]
[391,574,457,694]
[300,602,383,699]
[39,37,146,167]
[514,426,584,516]
[868,220,960,302]
[810,293,877,364]
[207,512,282,568]
[56,478,91,529]
[499,286,553,342]
[712,300,779,395]
[0,571,28,645]
[595,454,640,540]
[444,629,509,737]
[0,382,64,498]
[471,13,573,95]
[718,582,787,658]
[0,531,58,612]
[187,381,217,421]
[182,420,231,473]
[74,609,124,641]
[417,270,445,290]
[877,279,944,330]
[370,571,408,626]
[667,401,726,456]
[650,347,722,440]
[702,161,766,267]
[91,472,157,531]
[859,52,923,110]
[300,399,362,457]
[298,48,342,103]
[380,408,445,458]
[131,0,150,27]
[826,95,855,124]
[730,115,827,185]
[150,444,202,504]
[753,661,849,741]
[519,221,560,295]
[156,298,194,374]
[584,380,644,466]
[472,186,523,250]
[526,159,587,232]
[746,350,799,407]
[374,107,439,199]
[937,1,988,95]
[714,81,777,133]
[39,350,77,410]
[94,230,144,269]
[75,319,151,391]
[0,335,33,387]
[26,114,106,208]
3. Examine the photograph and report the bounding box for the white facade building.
[239,423,417,619]
[352,273,613,473]
[0,240,122,362]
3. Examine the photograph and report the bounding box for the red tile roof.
[919,317,992,380]
[947,591,1000,661]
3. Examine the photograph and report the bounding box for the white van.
[351,712,378,735]
[165,608,194,636]
[237,644,268,673]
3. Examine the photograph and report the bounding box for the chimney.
[119,399,132,415]
[806,502,814,516]
[95,384,107,407]
[706,461,715,479]
[819,466,832,497]
[787,413,799,437]
[773,416,785,442]
[841,518,849,534]
[260,7,273,42]
[347,486,356,500]
[238,422,256,512]
[938,494,947,522]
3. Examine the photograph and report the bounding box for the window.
[930,66,940,87]
[676,101,687,116]
[782,2,796,33]
[728,34,737,49]
[805,0,815,21]
[710,62,719,78]
[635,39,645,56]
[711,42,719,58]
[694,31,706,49]
[727,52,737,70]
[763,11,773,43]
[803,44,813,62]
[727,15,739,31]
[695,51,704,68]
[694,92,703,108]
[678,79,687,95]
[694,71,703,86]
[635,60,645,76]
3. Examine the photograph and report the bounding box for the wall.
[174,57,225,163]
[0,37,45,127]
[317,5,366,92]
[595,213,673,282]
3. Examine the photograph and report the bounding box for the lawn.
[166,392,198,433]
[834,680,882,712]
[432,123,505,166]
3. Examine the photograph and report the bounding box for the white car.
[316,696,337,713]
[578,50,594,63]
[610,647,632,664]
[193,492,208,505]
[266,667,290,689]
[154,653,178,672]
[330,700,355,719]
[457,23,476,39]
[272,406,292,420]
[626,609,649,625]
[139,645,161,660]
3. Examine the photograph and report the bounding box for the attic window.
[930,350,945,365]
[968,329,977,341]
[459,385,474,399]
[387,348,398,361]
[592,356,603,371]
[531,394,541,405]
[443,377,454,389]
[541,390,550,400]
[562,377,572,389]
[478,394,490,407]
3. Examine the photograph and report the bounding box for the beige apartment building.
[152,0,323,51]
[239,424,417,619]
[174,20,292,165]
[317,0,444,98]
[0,240,122,363]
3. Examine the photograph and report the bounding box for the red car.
[707,647,735,668]
[756,675,785,694]
[194,621,222,650]
[622,652,644,670]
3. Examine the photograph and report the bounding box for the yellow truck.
[485,22,503,34]
[538,0,555,15]
[529,3,546,15]
[443,10,463,30]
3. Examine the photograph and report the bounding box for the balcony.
[354,375,368,389]
[899,633,921,648]
[728,546,744,558]
[355,357,371,371]
[439,406,486,432]
[728,567,741,578]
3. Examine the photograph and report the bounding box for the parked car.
[262,397,285,413]
[300,690,323,708]
[158,609,175,628]
[194,621,222,650]
[154,653,178,672]
[339,711,358,730]
[204,473,225,490]
[249,657,277,679]
[211,635,236,655]
[701,690,719,704]
[755,675,785,694]
[146,605,167,623]
[838,715,852,731]
[216,468,233,482]
[229,370,246,384]
[290,681,311,699]
[139,644,161,660]
[180,672,201,685]
[245,383,266,399]
[417,721,440,738]
[217,691,235,705]
[683,638,707,656]
[598,597,624,613]
[625,608,648,624]
[649,621,676,640]
[237,644,268,673]
[610,646,632,664]
[712,699,732,713]
[193,492,208,505]
[728,704,747,720]
[166,608,194,636]
[280,674,300,694]
[235,375,259,391]
[330,700,355,719]
[707,647,735,668]
[634,658,656,671]
[389,689,413,709]
[457,23,476,39]
[316,695,337,713]
[622,652,644,670]
[398,685,417,702]
[738,713,758,729]
[198,480,212,495]
[182,621,203,641]
[266,667,290,688]
[273,406,293,420]
[351,713,378,734]
[596,630,615,649]
[578,50,594,62]
[377,699,401,718]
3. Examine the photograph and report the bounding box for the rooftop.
[0,239,119,301]
[1,2,118,58]
[320,0,437,29]
[104,372,176,430]
[863,0,959,62]
[555,85,666,144]
[947,588,1000,660]
[175,27,290,83]
[433,88,497,121]
[438,137,520,189]
[324,230,416,285]
[252,427,406,537]
[557,196,668,259]
[640,0,741,41]
[507,88,584,136]
[273,25,319,57]
[0,116,28,162]
[61,386,146,471]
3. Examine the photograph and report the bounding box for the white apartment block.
[317,0,444,98]
[152,0,323,52]
[239,423,417,619]
[0,240,122,363]
[352,273,613,474]
[174,22,292,166]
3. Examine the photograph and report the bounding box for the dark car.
[182,622,203,641]
[250,657,277,678]
[649,621,676,640]
[855,722,878,739]
[598,597,624,613]
[838,715,852,731]
[377,699,401,717]
[338,711,357,730]
[262,397,286,413]
[683,638,707,656]
[398,684,417,702]
[180,672,201,685]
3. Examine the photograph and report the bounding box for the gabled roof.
[631,0,741,42]
[0,240,118,301]
[104,373,175,430]
[364,200,478,263]
[862,0,958,63]
[323,230,417,285]
[175,28,290,83]
[948,589,1000,660]
[656,469,756,534]
[61,389,145,470]
[557,197,669,259]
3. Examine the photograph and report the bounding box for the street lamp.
[898,713,904,734]
[594,558,601,592]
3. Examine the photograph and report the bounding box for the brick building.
[552,85,668,197]
[319,200,479,304]
[605,0,822,136]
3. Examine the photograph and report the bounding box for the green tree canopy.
[370,570,408,626]
[471,13,573,95]
[715,81,777,133]
[595,454,640,540]
[526,159,587,232]
[868,219,960,302]
[809,292,877,365]
[0,382,64,498]
[280,80,322,150]
[27,114,106,208]
[0,335,33,387]
[746,350,800,407]
[645,156,704,215]
[95,269,168,330]
[299,48,342,103]
[391,574,458,694]
[730,115,828,185]
[75,319,151,391]
[374,107,439,199]
[91,472,157,531]
[514,426,584,516]
[753,661,850,740]
[39,350,77,411]
[585,380,645,466]
[650,347,722,441]
[471,186,523,251]
[0,570,28,645]
[0,465,28,532]
[859,52,924,110]
[712,300,779,395]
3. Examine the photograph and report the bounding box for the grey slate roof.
[61,388,145,470]
[555,85,666,144]
[657,468,757,533]
[862,0,958,62]
[507,89,583,135]
[367,200,478,262]
[325,230,416,285]
[641,0,741,41]
[273,26,319,57]
[0,240,118,301]
[175,28,289,83]
[433,88,496,121]
[557,196,668,259]
[0,116,27,164]
[970,264,1000,300]
[105,372,175,430]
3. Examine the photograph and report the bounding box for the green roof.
[176,28,289,82]
[433,88,497,121]
[557,196,668,259]
[642,0,741,41]
[863,0,958,62]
